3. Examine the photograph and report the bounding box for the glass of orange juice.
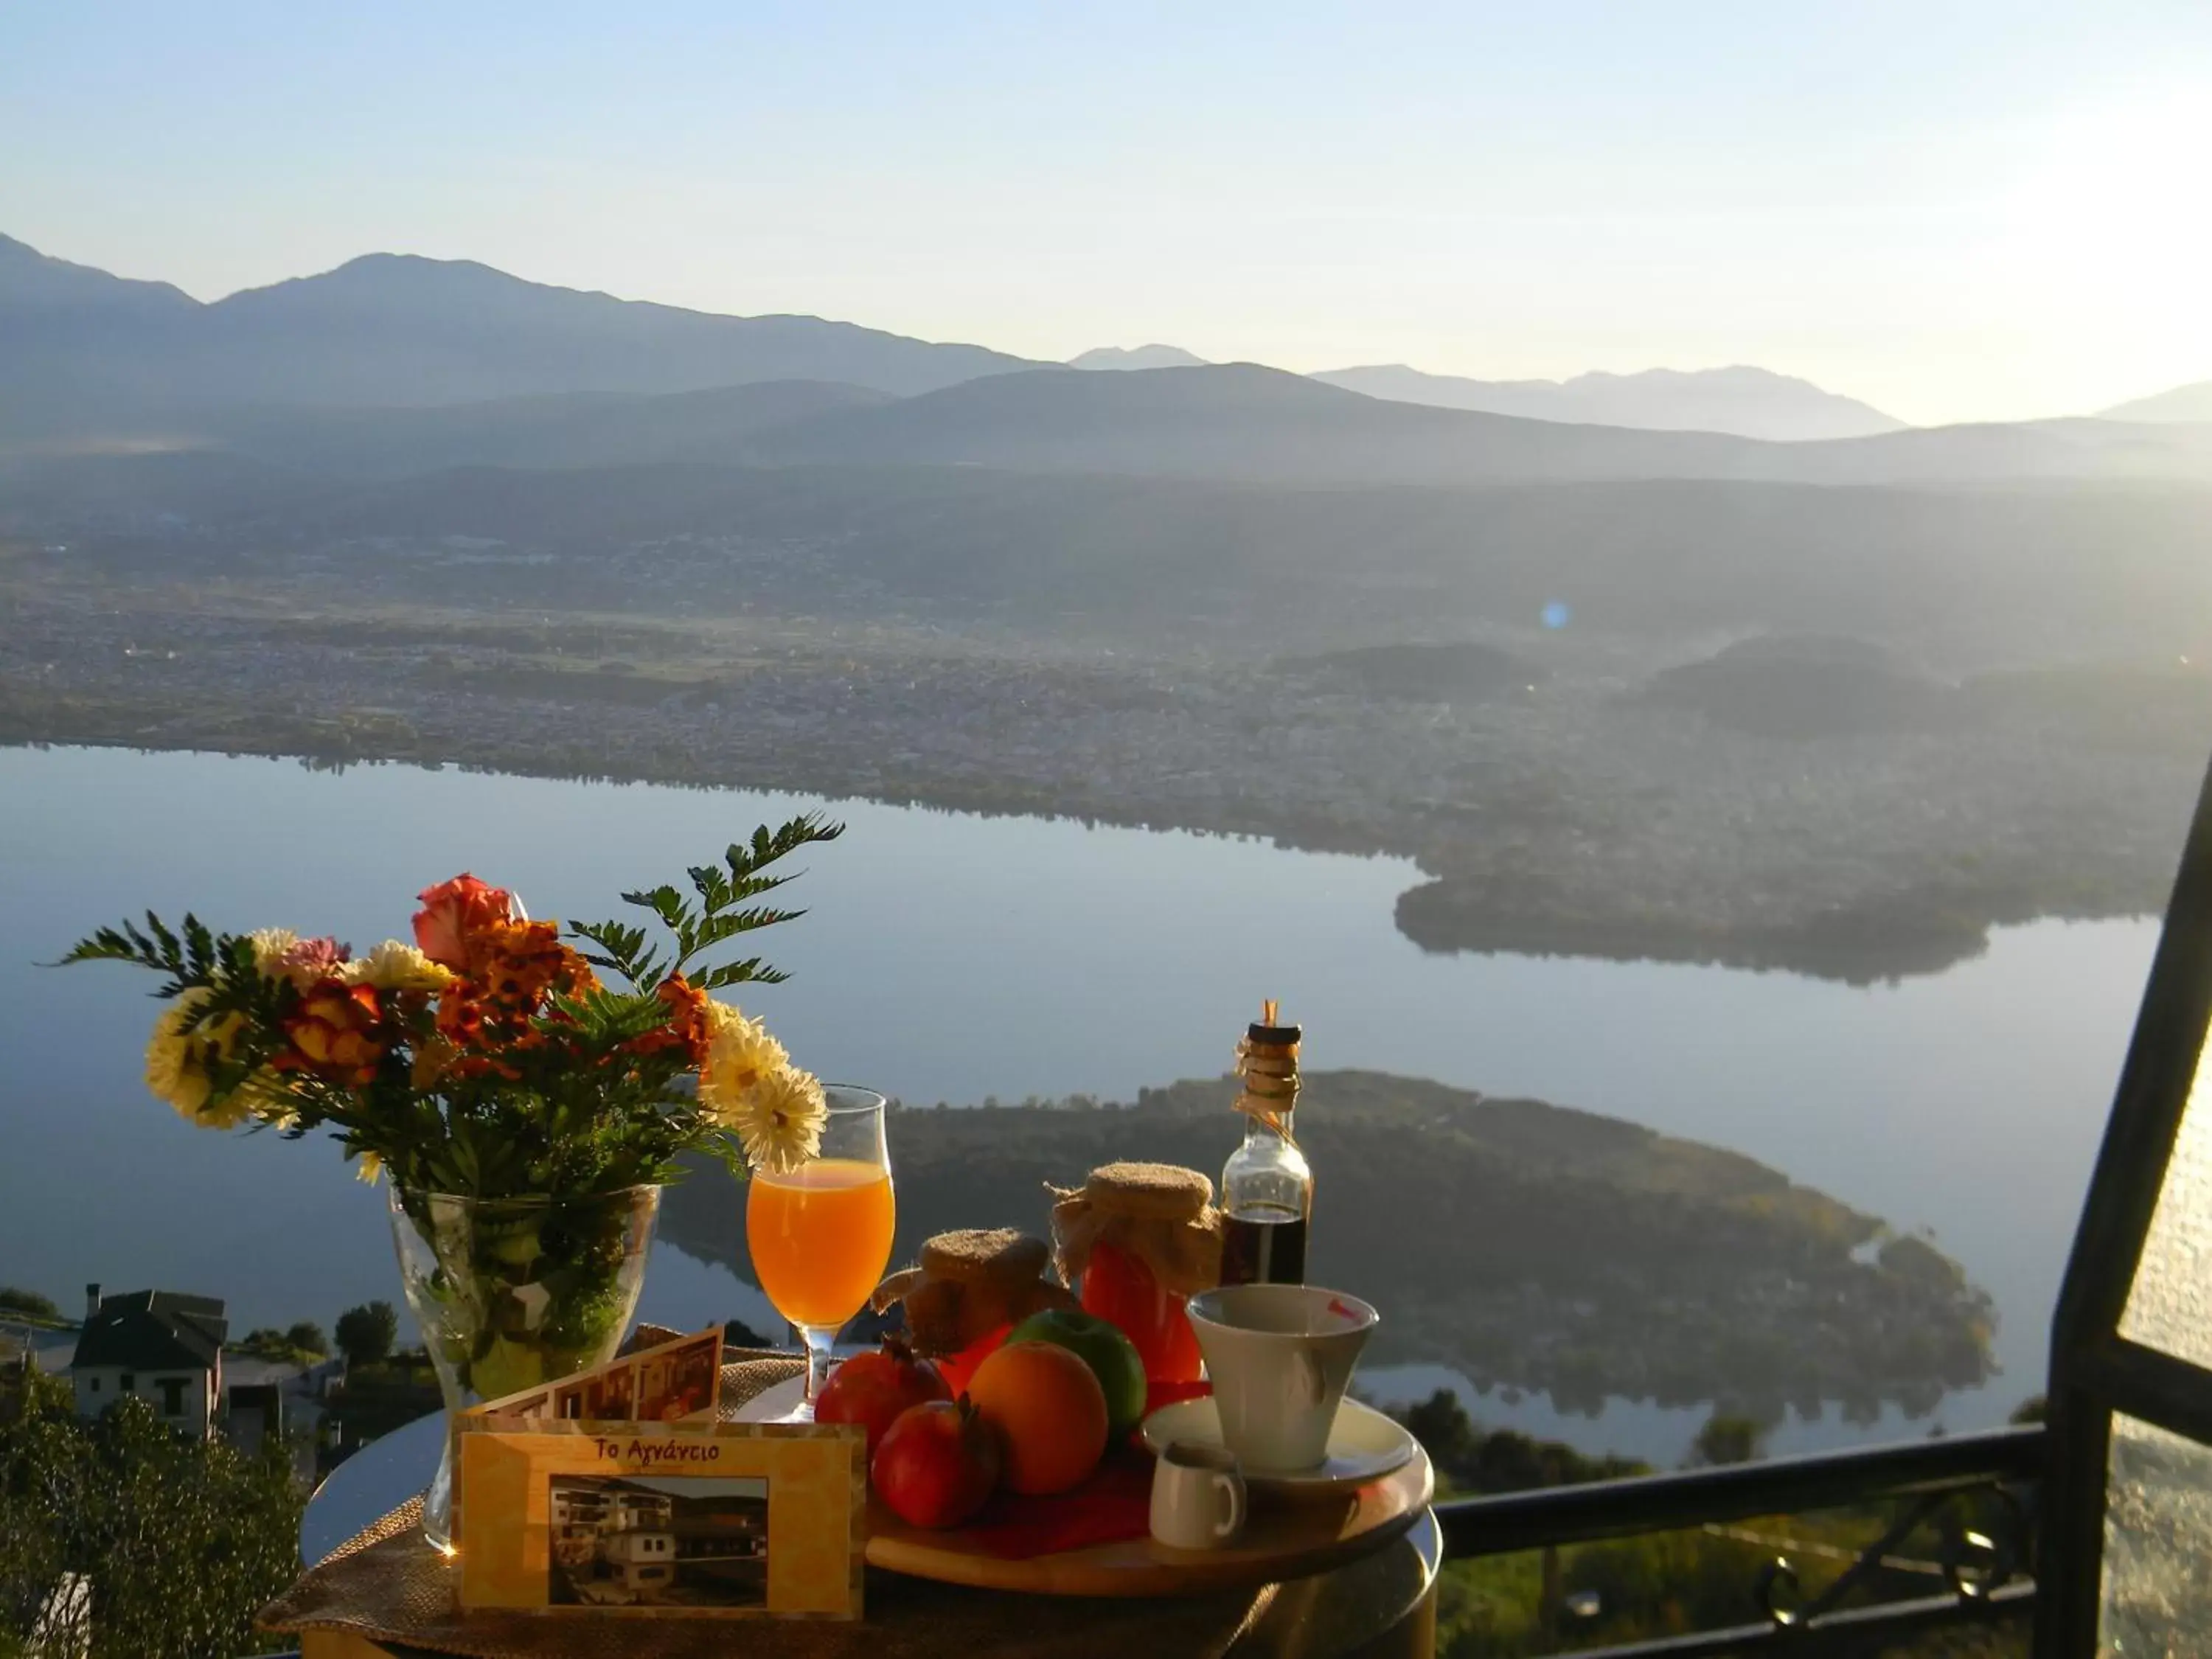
[746,1085,896,1412]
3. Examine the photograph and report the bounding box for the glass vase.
[386,1182,660,1551]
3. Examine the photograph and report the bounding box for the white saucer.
[733,1374,809,1422]
[1140,1397,1416,1498]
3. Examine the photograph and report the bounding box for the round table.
[299,1413,1440,1658]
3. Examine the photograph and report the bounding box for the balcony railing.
[1433,1422,2043,1656]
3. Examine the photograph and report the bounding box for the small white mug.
[1150,1441,1248,1550]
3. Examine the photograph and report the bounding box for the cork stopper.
[1247,996,1302,1048]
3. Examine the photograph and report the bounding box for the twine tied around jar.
[1234,998,1301,1144]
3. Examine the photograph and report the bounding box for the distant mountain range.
[743,363,2212,487]
[17,358,2211,490]
[2101,381,2212,424]
[1312,363,1908,442]
[1069,346,1902,440]
[4,233,2210,486]
[0,232,1037,437]
[1068,344,1210,371]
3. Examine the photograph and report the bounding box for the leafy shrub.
[0,1370,302,1658]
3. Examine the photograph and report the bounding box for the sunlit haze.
[7,2,2210,425]
[13,4,2212,1619]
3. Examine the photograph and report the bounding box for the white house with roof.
[69,1284,226,1439]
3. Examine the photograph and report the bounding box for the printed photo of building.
[547,1475,768,1608]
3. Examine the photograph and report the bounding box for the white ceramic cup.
[1150,1440,1248,1550]
[1185,1284,1378,1474]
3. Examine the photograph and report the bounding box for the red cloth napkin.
[964,1453,1158,1559]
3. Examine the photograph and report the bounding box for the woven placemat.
[260,1351,1272,1659]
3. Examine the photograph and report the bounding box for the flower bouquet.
[63,814,843,1545]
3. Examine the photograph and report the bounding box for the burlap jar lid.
[257,1349,1272,1659]
[1083,1163,1214,1220]
[1051,1164,1223,1298]
[920,1228,1051,1284]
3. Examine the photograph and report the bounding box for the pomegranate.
[871,1397,1003,1529]
[814,1335,952,1457]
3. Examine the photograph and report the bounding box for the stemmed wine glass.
[745,1085,896,1413]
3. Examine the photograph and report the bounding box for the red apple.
[815,1335,953,1457]
[872,1397,1003,1529]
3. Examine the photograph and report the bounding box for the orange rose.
[279,979,386,1086]
[412,874,514,971]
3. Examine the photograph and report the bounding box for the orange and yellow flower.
[279,979,387,1085]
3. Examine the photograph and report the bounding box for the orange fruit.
[964,1339,1110,1495]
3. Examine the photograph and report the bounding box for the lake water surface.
[0,745,2158,1462]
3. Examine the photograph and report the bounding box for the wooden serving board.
[863,1441,1433,1597]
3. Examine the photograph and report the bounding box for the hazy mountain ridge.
[1315,361,1908,441]
[2101,381,2212,424]
[745,364,1762,481]
[0,235,1041,437]
[8,235,2209,485]
[1068,344,1210,370]
[0,232,198,313]
[742,364,2212,485]
[25,361,2209,487]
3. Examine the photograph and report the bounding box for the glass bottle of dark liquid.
[1220,1004,1312,1286]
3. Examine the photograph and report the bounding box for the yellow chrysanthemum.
[145,990,257,1130]
[248,928,299,977]
[724,1063,827,1175]
[341,939,458,995]
[696,1001,791,1121]
[355,1150,385,1185]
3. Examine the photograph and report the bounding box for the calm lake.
[0,745,2159,1463]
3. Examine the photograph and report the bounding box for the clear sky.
[5,1,2208,426]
